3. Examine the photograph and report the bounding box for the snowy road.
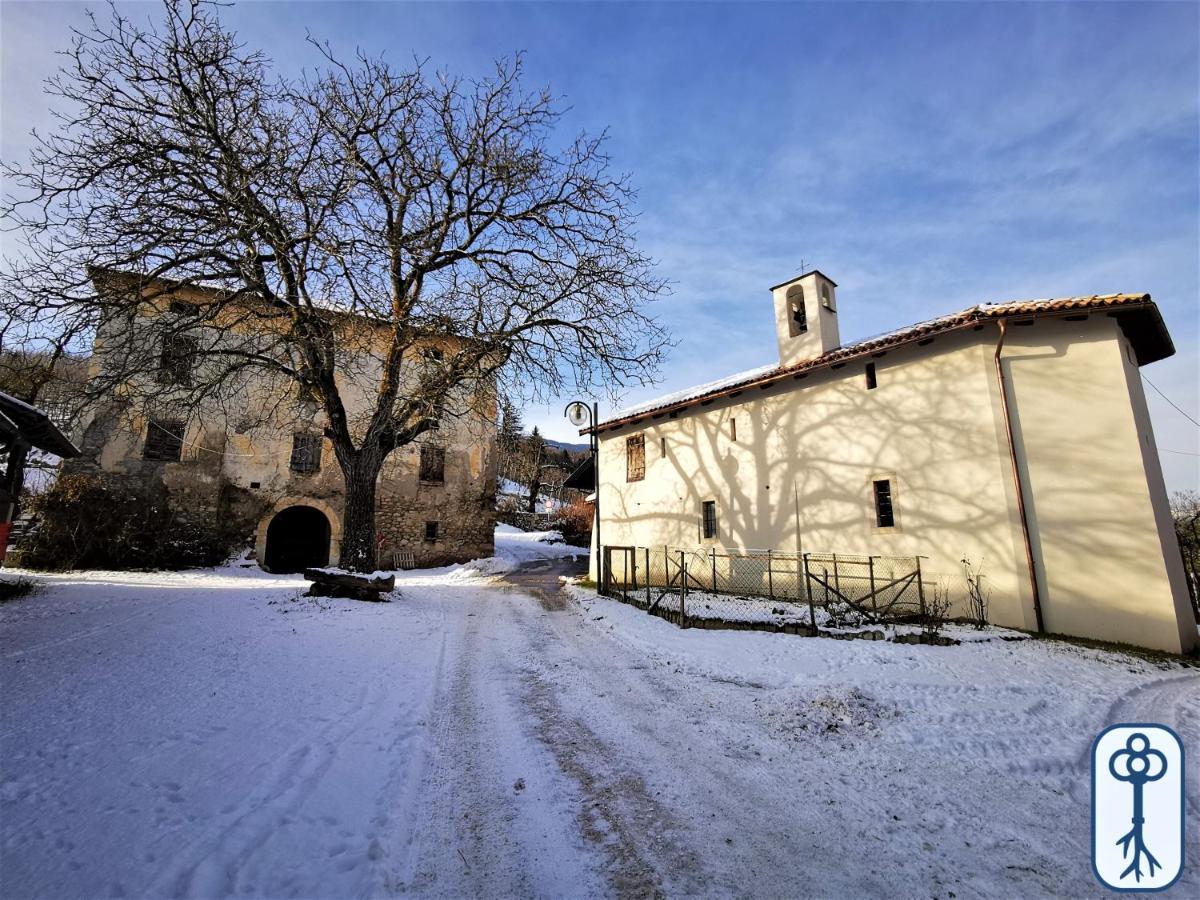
[2,552,1198,898]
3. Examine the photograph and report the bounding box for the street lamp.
[564,400,599,569]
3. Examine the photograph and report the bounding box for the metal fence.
[600,545,928,632]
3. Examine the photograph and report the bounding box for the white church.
[587,270,1194,654]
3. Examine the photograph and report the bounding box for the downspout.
[993,320,1045,633]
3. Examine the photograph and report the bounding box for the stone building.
[589,270,1194,654]
[68,272,496,572]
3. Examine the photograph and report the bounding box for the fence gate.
[601,545,638,601]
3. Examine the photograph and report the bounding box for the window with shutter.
[419,446,445,483]
[143,419,185,461]
[159,335,197,385]
[626,434,645,482]
[290,433,322,474]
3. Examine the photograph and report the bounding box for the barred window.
[865,363,877,390]
[424,521,440,541]
[702,501,718,540]
[143,419,185,461]
[419,446,445,483]
[626,434,645,482]
[873,479,895,528]
[159,335,197,385]
[290,433,322,474]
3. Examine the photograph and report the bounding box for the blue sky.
[3,1,1198,490]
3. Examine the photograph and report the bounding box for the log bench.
[303,568,395,601]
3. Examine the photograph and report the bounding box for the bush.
[18,471,235,571]
[555,497,594,548]
[0,577,38,603]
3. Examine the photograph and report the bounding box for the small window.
[661,436,667,457]
[424,521,440,541]
[865,363,877,390]
[419,446,445,483]
[290,433,322,474]
[730,418,737,442]
[422,347,444,363]
[787,285,807,336]
[159,335,197,385]
[626,434,645,482]
[143,419,185,461]
[702,500,718,540]
[168,300,199,317]
[873,479,894,528]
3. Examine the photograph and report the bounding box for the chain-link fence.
[600,545,928,632]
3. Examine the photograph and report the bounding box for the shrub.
[922,579,953,635]
[961,556,991,629]
[18,471,235,571]
[555,497,594,548]
[0,577,38,603]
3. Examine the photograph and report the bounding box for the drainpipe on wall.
[994,320,1045,633]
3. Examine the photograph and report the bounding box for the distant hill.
[545,438,590,456]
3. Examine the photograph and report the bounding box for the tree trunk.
[339,455,382,572]
[526,473,541,515]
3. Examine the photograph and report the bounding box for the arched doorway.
[264,506,331,573]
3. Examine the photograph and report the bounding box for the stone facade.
[66,278,496,571]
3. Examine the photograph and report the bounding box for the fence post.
[832,552,840,595]
[767,549,774,601]
[804,553,817,632]
[868,555,877,618]
[632,548,638,594]
[679,551,688,627]
[645,547,651,606]
[916,556,926,621]
[600,545,608,597]
[712,547,717,593]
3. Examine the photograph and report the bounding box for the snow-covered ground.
[444,523,585,578]
[1,534,1197,898]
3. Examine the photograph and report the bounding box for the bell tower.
[771,270,840,366]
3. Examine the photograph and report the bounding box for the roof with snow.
[0,391,80,458]
[594,293,1171,434]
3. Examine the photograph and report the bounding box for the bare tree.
[1,0,669,571]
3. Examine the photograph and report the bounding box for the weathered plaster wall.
[70,283,497,569]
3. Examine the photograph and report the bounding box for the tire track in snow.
[1083,672,1200,814]
[400,589,606,897]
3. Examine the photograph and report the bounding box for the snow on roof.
[597,293,1164,428]
[608,362,780,421]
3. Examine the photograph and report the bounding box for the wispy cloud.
[3,0,1196,487]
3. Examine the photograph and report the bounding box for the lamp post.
[564,400,599,571]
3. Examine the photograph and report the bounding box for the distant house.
[65,272,496,572]
[588,270,1194,654]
